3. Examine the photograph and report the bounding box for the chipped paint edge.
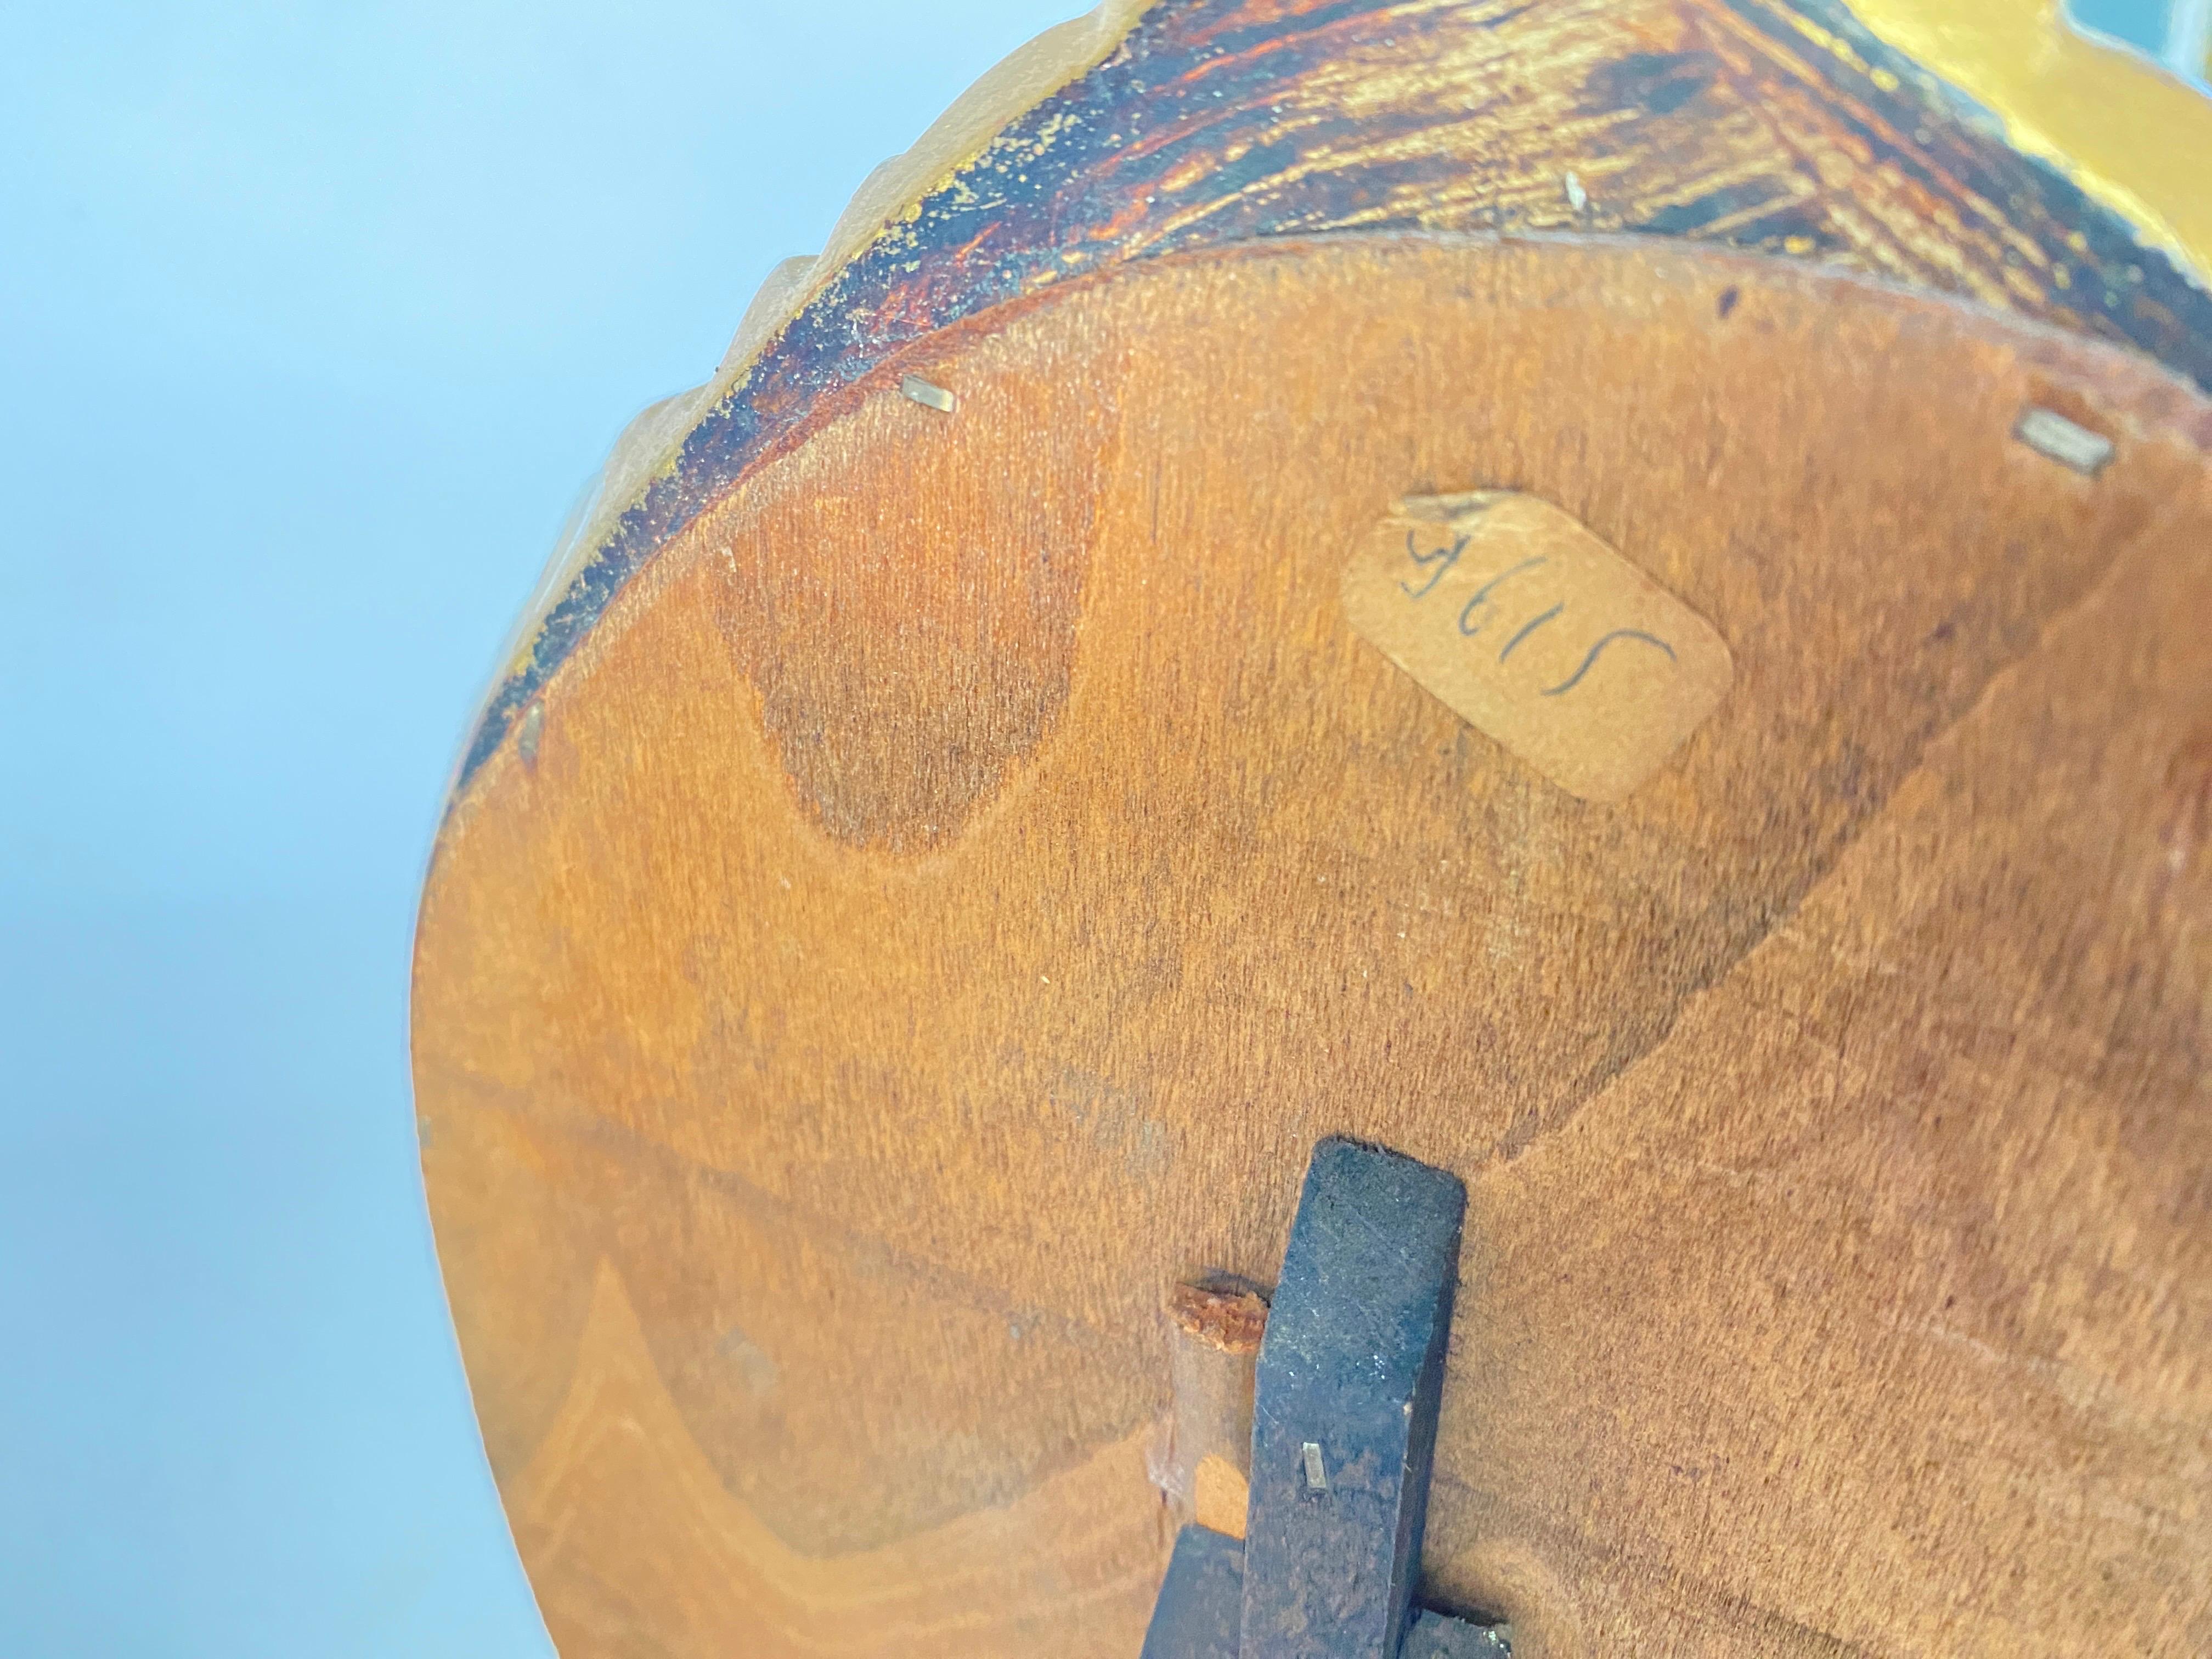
[1839,0,2212,284]
[481,0,1159,708]
[446,0,2212,815]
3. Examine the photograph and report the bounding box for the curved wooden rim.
[447,0,2212,814]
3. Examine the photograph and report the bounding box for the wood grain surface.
[414,234,2212,1656]
[458,0,2212,797]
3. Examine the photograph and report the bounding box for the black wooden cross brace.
[1141,1138,1510,1659]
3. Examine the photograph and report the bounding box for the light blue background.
[1,3,2197,1656]
[0,5,1059,1654]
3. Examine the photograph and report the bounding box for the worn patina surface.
[454,0,2212,798]
[417,232,2212,1656]
[415,7,2212,1655]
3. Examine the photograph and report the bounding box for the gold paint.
[481,0,1162,708]
[1840,0,2212,281]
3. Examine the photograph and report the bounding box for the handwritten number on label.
[1541,629,1677,696]
[1395,526,1679,698]
[1497,601,1564,662]
[1399,532,1468,600]
[1455,556,1545,637]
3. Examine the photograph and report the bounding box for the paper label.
[1341,492,1731,802]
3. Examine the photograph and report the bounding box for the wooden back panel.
[415,234,2212,1656]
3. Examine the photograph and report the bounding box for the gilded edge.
[1842,0,2212,278]
[450,0,2212,803]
